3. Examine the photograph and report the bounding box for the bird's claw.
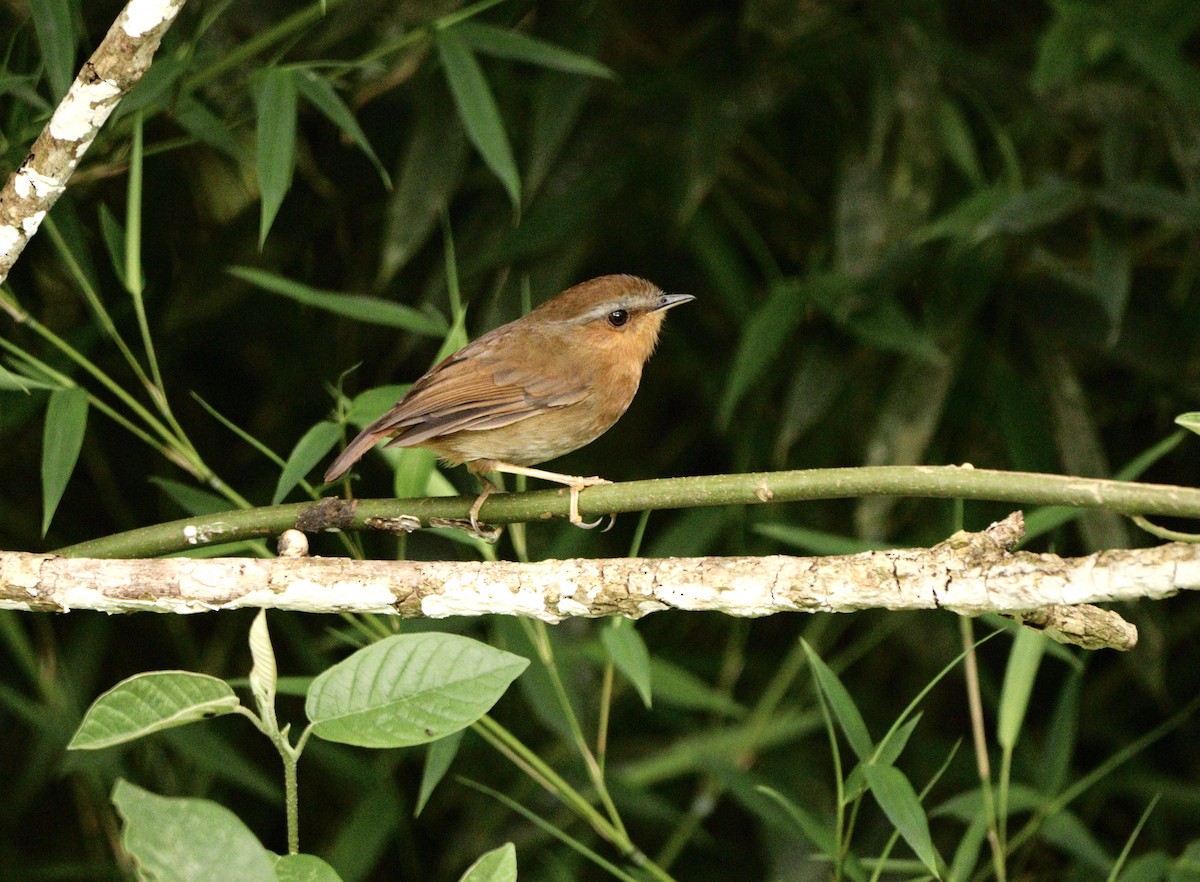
[566,478,614,529]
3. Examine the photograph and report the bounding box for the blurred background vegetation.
[2,0,1200,879]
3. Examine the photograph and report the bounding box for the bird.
[323,274,694,531]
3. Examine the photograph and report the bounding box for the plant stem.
[56,465,1200,558]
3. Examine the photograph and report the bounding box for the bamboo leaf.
[436,28,521,211]
[227,266,447,335]
[458,22,614,78]
[42,387,89,536]
[254,67,298,247]
[294,68,392,188]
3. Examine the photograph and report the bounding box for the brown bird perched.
[323,274,693,530]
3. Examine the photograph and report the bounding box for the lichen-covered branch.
[8,514,1192,651]
[0,0,187,285]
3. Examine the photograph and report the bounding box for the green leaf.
[649,658,745,718]
[0,363,55,392]
[997,629,1046,751]
[247,610,277,724]
[176,99,245,162]
[227,266,448,335]
[436,28,521,211]
[69,671,241,750]
[978,176,1087,236]
[378,100,469,284]
[457,22,614,78]
[863,763,941,877]
[274,853,344,882]
[1176,413,1200,438]
[294,68,392,188]
[753,522,890,555]
[348,385,411,427]
[601,619,653,708]
[275,420,341,503]
[459,843,517,882]
[98,204,127,289]
[42,386,89,536]
[718,276,811,428]
[846,714,922,798]
[254,67,298,247]
[29,0,75,99]
[149,476,230,516]
[802,640,873,761]
[416,730,463,816]
[937,98,983,185]
[112,780,276,882]
[306,634,529,748]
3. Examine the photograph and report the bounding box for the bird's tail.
[323,429,386,483]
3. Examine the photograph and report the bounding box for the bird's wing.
[367,327,592,447]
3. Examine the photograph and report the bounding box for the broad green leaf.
[459,843,517,882]
[112,780,276,882]
[436,28,521,211]
[254,67,298,247]
[863,763,941,877]
[802,640,873,760]
[294,69,391,188]
[30,0,74,99]
[69,671,241,750]
[393,446,444,499]
[348,385,410,427]
[415,730,463,816]
[601,619,653,708]
[458,22,614,78]
[275,420,341,503]
[997,629,1046,750]
[42,386,89,536]
[306,634,529,747]
[227,266,448,335]
[274,854,344,882]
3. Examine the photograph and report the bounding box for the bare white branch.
[3,514,1189,651]
[0,0,187,284]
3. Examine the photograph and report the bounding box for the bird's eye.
[607,309,630,328]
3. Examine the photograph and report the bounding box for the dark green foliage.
[3,0,1200,879]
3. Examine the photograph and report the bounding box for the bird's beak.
[653,293,696,312]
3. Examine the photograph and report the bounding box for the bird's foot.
[566,477,613,528]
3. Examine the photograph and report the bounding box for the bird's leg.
[468,475,501,539]
[486,463,613,527]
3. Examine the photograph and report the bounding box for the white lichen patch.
[0,225,20,256]
[49,79,122,142]
[13,168,64,201]
[21,210,47,236]
[421,572,555,620]
[123,0,181,37]
[555,596,591,617]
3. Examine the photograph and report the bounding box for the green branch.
[54,466,1200,559]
